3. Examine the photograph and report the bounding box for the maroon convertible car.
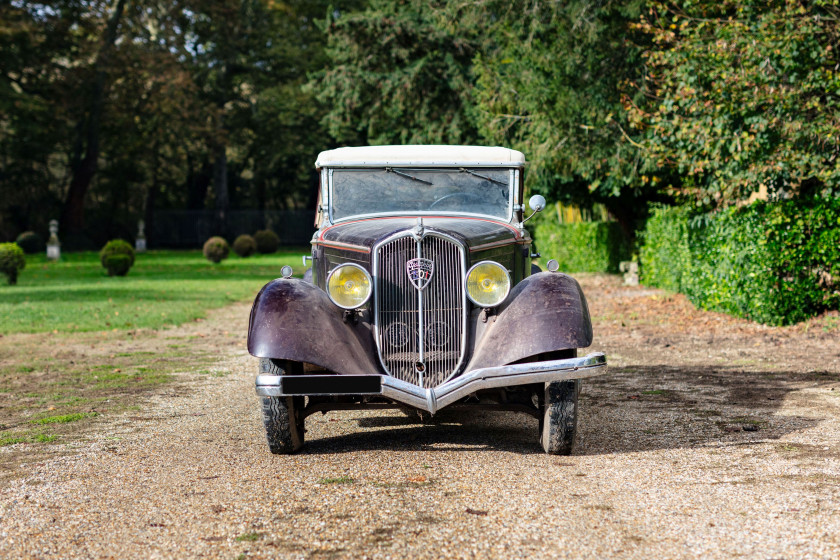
[248,145,607,454]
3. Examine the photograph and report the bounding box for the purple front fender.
[247,279,383,376]
[465,272,594,371]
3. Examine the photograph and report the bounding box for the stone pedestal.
[135,220,147,253]
[46,219,61,261]
[620,261,639,286]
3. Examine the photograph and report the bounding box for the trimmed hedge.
[640,198,840,325]
[533,220,630,273]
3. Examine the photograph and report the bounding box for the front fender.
[465,272,593,370]
[247,279,383,376]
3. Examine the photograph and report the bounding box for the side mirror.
[528,194,546,213]
[523,195,547,224]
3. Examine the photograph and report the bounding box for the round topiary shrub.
[99,239,136,277]
[15,231,45,254]
[203,236,230,263]
[254,229,280,254]
[233,234,257,257]
[105,254,133,276]
[0,243,26,285]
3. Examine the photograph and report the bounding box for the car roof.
[315,145,526,168]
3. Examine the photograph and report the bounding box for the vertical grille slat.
[375,233,465,388]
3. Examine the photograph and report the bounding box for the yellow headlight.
[327,264,372,309]
[466,261,511,308]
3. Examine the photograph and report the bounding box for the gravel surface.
[1,274,839,559]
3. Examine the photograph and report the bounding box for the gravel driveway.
[2,274,839,559]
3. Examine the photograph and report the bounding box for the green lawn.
[0,249,308,334]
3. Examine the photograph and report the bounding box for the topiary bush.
[233,234,257,257]
[15,231,45,254]
[99,239,136,277]
[0,243,26,285]
[254,229,280,254]
[105,254,133,276]
[203,236,230,263]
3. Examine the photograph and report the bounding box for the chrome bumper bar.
[256,352,606,415]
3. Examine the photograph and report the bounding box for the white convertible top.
[315,145,526,168]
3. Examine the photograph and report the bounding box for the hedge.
[639,198,840,325]
[533,220,630,273]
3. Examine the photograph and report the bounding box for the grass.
[30,412,98,425]
[0,432,58,446]
[1,249,308,334]
[732,416,766,426]
[318,476,354,485]
[0,435,27,446]
[0,249,307,453]
[235,532,262,542]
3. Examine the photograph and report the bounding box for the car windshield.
[329,167,513,222]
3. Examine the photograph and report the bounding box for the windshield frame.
[326,167,519,225]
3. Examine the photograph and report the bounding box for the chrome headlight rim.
[465,260,511,308]
[326,263,373,310]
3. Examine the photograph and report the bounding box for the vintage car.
[248,145,607,455]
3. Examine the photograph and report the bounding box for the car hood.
[316,217,524,252]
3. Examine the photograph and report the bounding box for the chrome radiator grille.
[374,233,466,388]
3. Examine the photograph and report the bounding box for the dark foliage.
[15,232,44,254]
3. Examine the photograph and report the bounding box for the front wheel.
[539,379,580,455]
[259,358,304,454]
[261,396,304,454]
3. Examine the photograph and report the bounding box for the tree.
[313,1,660,235]
[312,0,481,146]
[183,0,344,222]
[1,0,340,244]
[0,0,99,239]
[470,1,658,232]
[62,0,127,235]
[631,0,840,208]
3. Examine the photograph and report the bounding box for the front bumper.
[255,352,607,415]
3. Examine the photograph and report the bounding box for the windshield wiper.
[386,167,433,185]
[459,168,507,186]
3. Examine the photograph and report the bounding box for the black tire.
[259,358,304,454]
[531,263,542,275]
[261,396,304,454]
[540,379,580,455]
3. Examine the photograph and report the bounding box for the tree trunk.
[212,143,229,236]
[61,0,127,234]
[144,142,160,248]
[187,156,212,210]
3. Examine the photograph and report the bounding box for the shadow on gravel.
[306,410,544,455]
[296,365,837,456]
[577,364,836,455]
